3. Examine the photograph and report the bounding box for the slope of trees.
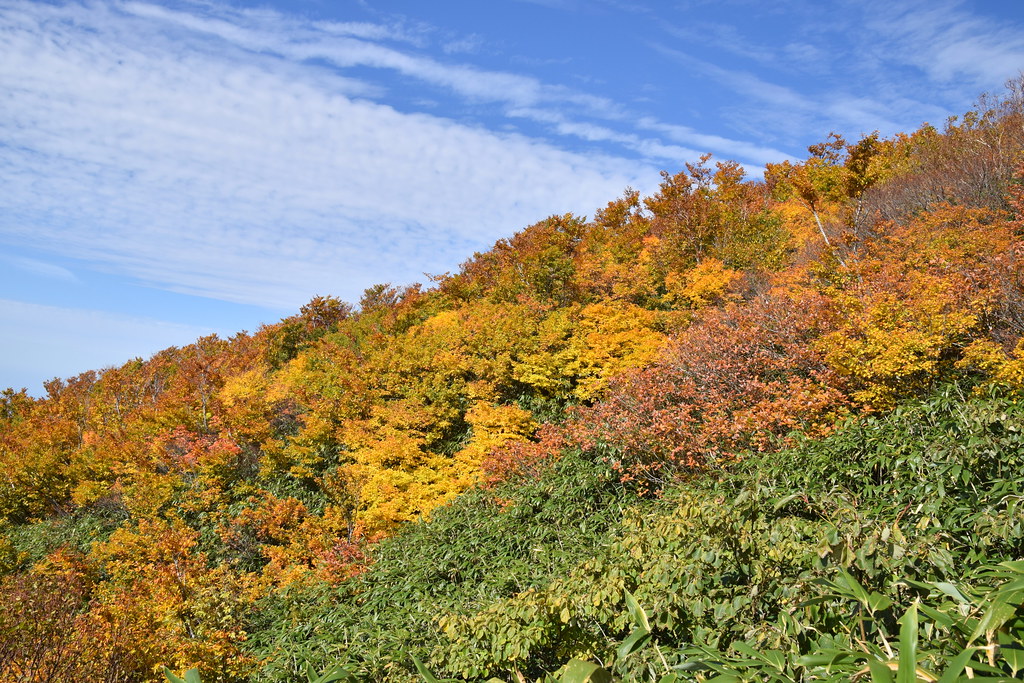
[2,81,1024,681]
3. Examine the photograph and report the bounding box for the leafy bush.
[430,386,1024,681]
[243,449,660,680]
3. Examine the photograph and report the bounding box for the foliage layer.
[2,80,1024,681]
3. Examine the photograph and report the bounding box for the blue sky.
[2,0,1023,395]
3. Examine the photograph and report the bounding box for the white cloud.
[863,0,1024,90]
[2,256,79,283]
[507,107,786,167]
[442,34,485,55]
[0,0,656,309]
[118,0,621,116]
[649,0,1024,153]
[635,118,792,166]
[780,42,830,75]
[649,41,942,151]
[660,20,776,64]
[0,299,216,395]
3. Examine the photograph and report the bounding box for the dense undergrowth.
[3,80,1024,681]
[243,450,654,680]
[240,384,1024,681]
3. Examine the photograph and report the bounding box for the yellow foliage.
[818,275,978,408]
[958,338,1024,390]
[569,302,668,401]
[120,470,178,520]
[0,534,20,574]
[219,366,270,406]
[255,503,365,588]
[608,235,664,303]
[455,402,537,481]
[512,302,667,402]
[88,518,250,677]
[351,454,466,538]
[771,199,820,251]
[66,432,148,509]
[511,308,577,395]
[218,366,274,443]
[335,422,471,538]
[663,258,741,309]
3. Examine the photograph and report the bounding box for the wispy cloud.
[862,0,1024,90]
[660,20,776,64]
[636,118,792,167]
[2,256,79,283]
[507,105,790,168]
[648,0,1023,154]
[0,0,657,309]
[119,1,623,117]
[442,34,485,55]
[649,39,940,153]
[508,0,579,9]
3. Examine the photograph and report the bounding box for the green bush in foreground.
[243,449,660,680]
[224,385,1022,681]
[431,386,1024,680]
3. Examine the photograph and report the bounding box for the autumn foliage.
[2,81,1024,680]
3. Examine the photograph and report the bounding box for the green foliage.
[243,450,660,681]
[2,80,1024,681]
[163,661,357,683]
[1,511,120,573]
[429,386,1024,681]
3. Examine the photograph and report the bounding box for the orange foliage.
[817,204,1019,407]
[568,287,849,491]
[86,518,250,678]
[4,88,1024,677]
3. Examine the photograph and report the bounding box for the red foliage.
[480,424,566,487]
[319,538,369,584]
[567,288,848,491]
[0,554,93,681]
[153,425,242,471]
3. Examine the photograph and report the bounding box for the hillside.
[2,82,1024,682]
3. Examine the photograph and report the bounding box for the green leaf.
[760,650,788,671]
[729,642,788,672]
[309,664,356,683]
[772,493,804,510]
[835,570,871,605]
[617,627,652,660]
[730,641,760,659]
[704,674,742,683]
[623,590,651,631]
[410,655,441,683]
[560,659,613,683]
[933,581,969,604]
[867,659,894,683]
[796,649,859,669]
[896,603,918,683]
[968,598,1018,643]
[163,668,186,683]
[163,668,201,683]
[995,560,1024,574]
[868,592,893,614]
[917,602,955,630]
[936,648,978,683]
[1001,645,1024,677]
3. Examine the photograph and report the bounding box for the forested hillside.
[2,82,1024,682]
